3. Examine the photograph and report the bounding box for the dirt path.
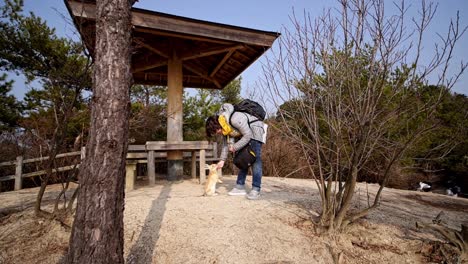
[1,176,467,263]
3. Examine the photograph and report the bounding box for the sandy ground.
[0,175,467,264]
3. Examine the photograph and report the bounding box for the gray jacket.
[218,103,265,161]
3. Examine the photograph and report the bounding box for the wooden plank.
[210,49,235,77]
[133,38,169,58]
[22,151,81,164]
[67,1,95,19]
[126,153,148,159]
[134,27,234,45]
[128,145,146,151]
[14,156,22,191]
[181,44,243,61]
[191,151,196,179]
[125,161,137,191]
[234,50,250,61]
[132,60,167,73]
[183,63,221,89]
[0,175,15,181]
[131,9,278,47]
[199,149,206,184]
[67,1,279,46]
[126,151,215,159]
[167,54,184,161]
[0,160,15,167]
[0,160,220,182]
[22,164,80,178]
[146,141,211,150]
[81,147,86,160]
[147,150,155,185]
[56,151,81,159]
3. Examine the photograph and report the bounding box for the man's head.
[206,115,222,138]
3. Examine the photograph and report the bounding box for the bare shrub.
[260,0,466,231]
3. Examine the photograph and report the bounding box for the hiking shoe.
[246,189,260,200]
[228,187,247,196]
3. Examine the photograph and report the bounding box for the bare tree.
[261,0,466,232]
[66,0,136,262]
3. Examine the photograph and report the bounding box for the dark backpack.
[232,99,266,121]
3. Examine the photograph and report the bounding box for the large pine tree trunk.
[66,0,133,262]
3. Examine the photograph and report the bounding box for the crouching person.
[205,103,266,200]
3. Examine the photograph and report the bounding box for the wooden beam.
[132,60,167,73]
[244,44,259,54]
[128,145,146,151]
[14,156,22,191]
[228,57,244,67]
[210,49,235,77]
[146,141,211,150]
[125,161,137,191]
[133,38,169,58]
[147,150,155,185]
[181,44,243,61]
[191,151,196,179]
[20,164,80,179]
[183,63,221,89]
[199,149,206,184]
[167,54,183,161]
[132,9,278,46]
[67,1,279,46]
[134,27,234,45]
[235,50,250,61]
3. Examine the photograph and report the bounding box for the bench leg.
[148,150,155,185]
[125,163,137,191]
[199,149,206,184]
[191,151,196,180]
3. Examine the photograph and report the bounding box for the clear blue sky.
[6,0,468,99]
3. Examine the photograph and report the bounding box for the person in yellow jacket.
[205,103,266,200]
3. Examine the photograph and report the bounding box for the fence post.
[14,156,23,191]
[81,147,86,161]
[148,150,155,185]
[125,160,137,191]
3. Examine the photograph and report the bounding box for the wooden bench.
[125,141,222,191]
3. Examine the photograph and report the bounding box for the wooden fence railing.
[0,148,85,191]
[0,142,221,192]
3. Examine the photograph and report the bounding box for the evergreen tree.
[0,74,21,131]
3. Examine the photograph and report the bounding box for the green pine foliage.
[0,0,91,157]
[0,73,21,131]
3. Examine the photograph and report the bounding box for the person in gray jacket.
[205,103,266,200]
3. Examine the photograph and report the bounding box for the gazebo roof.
[65,0,280,89]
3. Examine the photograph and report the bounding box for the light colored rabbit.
[203,164,222,196]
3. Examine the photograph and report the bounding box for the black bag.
[233,99,266,121]
[233,144,257,170]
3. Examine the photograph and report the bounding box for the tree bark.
[66,0,133,263]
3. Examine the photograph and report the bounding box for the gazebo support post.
[167,51,184,181]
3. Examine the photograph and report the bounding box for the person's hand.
[217,160,225,169]
[228,145,235,153]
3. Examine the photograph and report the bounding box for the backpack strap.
[229,111,259,129]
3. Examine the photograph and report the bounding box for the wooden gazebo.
[65,0,279,181]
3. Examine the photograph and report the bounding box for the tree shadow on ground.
[126,183,172,264]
